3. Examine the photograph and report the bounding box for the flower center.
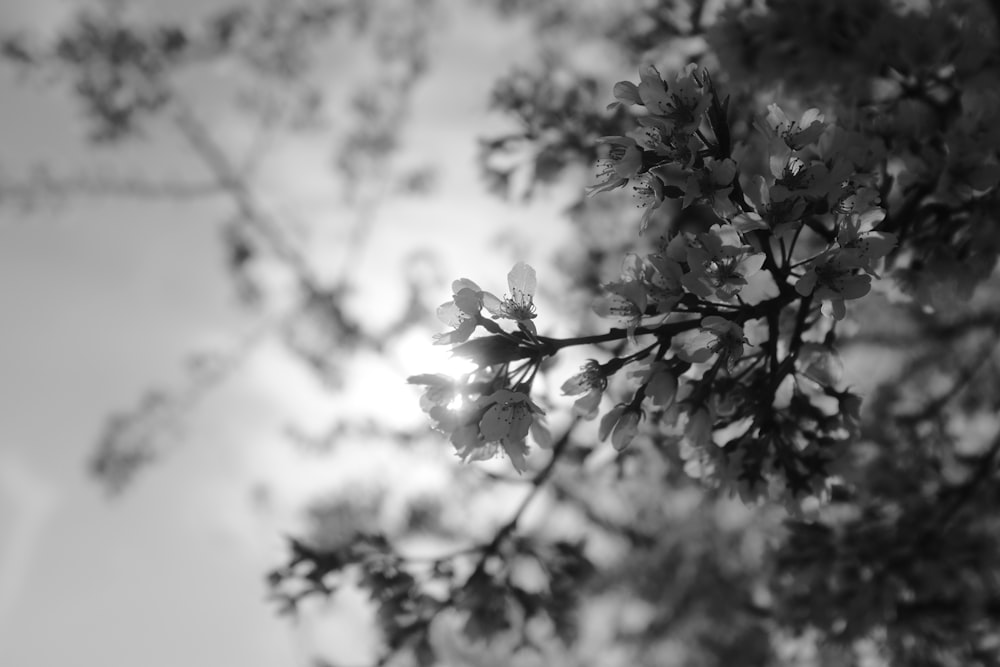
[501,297,536,321]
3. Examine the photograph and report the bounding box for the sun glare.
[396,328,478,382]
[446,393,465,412]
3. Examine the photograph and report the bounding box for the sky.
[0,1,581,665]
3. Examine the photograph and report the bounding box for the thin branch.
[0,171,224,202]
[935,429,1000,531]
[373,417,580,666]
[91,307,296,494]
[897,335,1000,424]
[172,100,325,294]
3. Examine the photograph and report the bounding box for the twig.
[373,417,580,666]
[172,100,325,294]
[897,335,1000,424]
[935,429,1000,531]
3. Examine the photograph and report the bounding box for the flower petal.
[436,301,464,327]
[598,405,626,442]
[612,80,643,106]
[530,419,552,449]
[452,278,481,294]
[479,403,510,442]
[501,438,529,473]
[823,298,847,321]
[647,370,678,408]
[738,253,766,278]
[573,388,603,420]
[685,408,713,448]
[481,291,503,316]
[454,287,483,315]
[795,271,818,297]
[508,262,537,300]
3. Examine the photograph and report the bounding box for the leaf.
[706,74,732,157]
[451,335,526,366]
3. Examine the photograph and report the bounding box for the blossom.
[646,247,685,315]
[632,172,666,233]
[427,394,489,459]
[637,122,702,168]
[586,137,642,195]
[762,104,827,150]
[434,278,483,345]
[479,389,541,443]
[450,426,503,469]
[625,96,702,167]
[630,361,678,408]
[628,119,671,153]
[768,155,845,203]
[407,373,460,414]
[836,208,896,276]
[757,105,826,181]
[657,64,711,133]
[833,185,881,216]
[795,251,871,320]
[681,232,765,302]
[609,64,709,134]
[428,387,544,474]
[636,63,674,116]
[478,389,544,472]
[410,369,546,473]
[483,262,539,336]
[594,254,649,342]
[678,316,747,370]
[561,360,607,419]
[736,174,807,240]
[593,287,645,342]
[683,158,738,217]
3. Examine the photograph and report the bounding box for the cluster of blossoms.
[791,205,896,319]
[408,372,546,473]
[590,64,719,231]
[434,261,540,345]
[413,62,898,503]
[411,263,551,472]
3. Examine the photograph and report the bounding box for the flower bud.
[685,408,714,449]
[611,410,641,452]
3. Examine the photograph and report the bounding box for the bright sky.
[0,1,582,666]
